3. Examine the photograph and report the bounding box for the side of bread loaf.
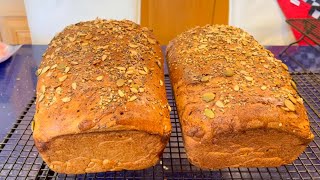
[166,25,314,169]
[33,19,171,174]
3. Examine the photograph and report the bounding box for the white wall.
[229,0,295,45]
[24,0,141,44]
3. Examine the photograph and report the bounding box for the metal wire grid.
[0,74,320,180]
[279,19,320,59]
[286,18,320,45]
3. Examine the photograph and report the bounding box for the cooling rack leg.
[279,35,305,57]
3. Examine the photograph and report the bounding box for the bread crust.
[33,19,171,173]
[166,25,314,169]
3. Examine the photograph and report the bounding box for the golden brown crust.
[33,19,171,173]
[166,25,314,169]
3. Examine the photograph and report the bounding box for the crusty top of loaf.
[33,19,171,142]
[166,25,314,142]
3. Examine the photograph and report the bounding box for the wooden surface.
[0,0,31,44]
[141,0,229,45]
[212,0,229,25]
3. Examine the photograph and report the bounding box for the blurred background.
[0,0,318,45]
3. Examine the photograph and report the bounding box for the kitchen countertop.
[0,45,319,141]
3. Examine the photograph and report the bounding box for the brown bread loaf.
[166,25,314,169]
[33,19,171,174]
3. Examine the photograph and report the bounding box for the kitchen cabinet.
[141,0,229,45]
[0,0,31,44]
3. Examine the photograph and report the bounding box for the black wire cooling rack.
[1,73,320,180]
[287,18,320,46]
[280,18,320,58]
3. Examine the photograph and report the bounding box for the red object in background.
[277,0,315,45]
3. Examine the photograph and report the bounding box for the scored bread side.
[33,19,171,174]
[166,25,314,169]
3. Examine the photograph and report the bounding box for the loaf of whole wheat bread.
[33,19,171,174]
[166,25,314,169]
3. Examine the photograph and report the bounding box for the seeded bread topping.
[166,25,314,169]
[33,19,171,174]
[168,25,301,115]
[36,20,167,111]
